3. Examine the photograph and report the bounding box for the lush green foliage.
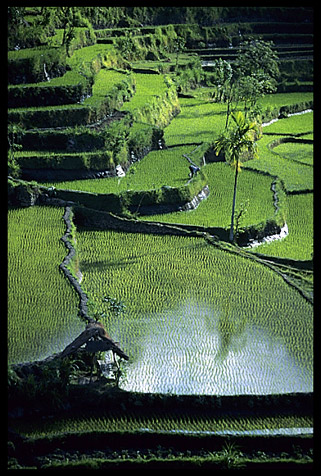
[14,410,312,438]
[244,135,313,193]
[41,145,196,193]
[77,229,313,395]
[250,193,313,260]
[7,206,83,364]
[141,162,275,229]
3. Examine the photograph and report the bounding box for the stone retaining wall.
[59,206,92,322]
[72,204,229,241]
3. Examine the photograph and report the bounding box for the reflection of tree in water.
[215,300,247,361]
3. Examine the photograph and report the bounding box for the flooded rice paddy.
[78,231,313,396]
[114,299,312,395]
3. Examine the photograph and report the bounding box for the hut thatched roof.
[60,322,129,360]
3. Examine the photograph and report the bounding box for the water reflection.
[113,300,312,395]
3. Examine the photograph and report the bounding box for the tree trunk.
[229,162,239,242]
[225,98,231,130]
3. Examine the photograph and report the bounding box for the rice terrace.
[8,6,313,470]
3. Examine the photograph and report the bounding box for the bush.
[21,126,105,152]
[8,46,68,85]
[16,150,115,171]
[128,122,163,158]
[8,77,135,129]
[8,72,90,108]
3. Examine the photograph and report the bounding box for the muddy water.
[111,299,312,395]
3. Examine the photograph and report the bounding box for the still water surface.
[109,299,312,395]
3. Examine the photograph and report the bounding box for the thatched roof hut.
[60,321,129,361]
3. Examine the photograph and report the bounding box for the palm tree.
[214,111,261,242]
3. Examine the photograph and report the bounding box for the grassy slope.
[7,206,83,364]
[76,229,313,395]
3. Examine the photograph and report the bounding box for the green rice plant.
[164,92,313,147]
[258,92,313,114]
[121,73,168,112]
[7,206,83,364]
[141,162,275,229]
[119,73,180,128]
[15,149,115,171]
[244,135,313,192]
[8,46,67,85]
[12,409,312,439]
[8,67,135,129]
[66,43,129,74]
[76,229,313,395]
[83,68,135,110]
[263,111,313,135]
[164,96,227,146]
[250,193,313,260]
[8,71,90,108]
[273,141,313,166]
[40,145,197,194]
[90,68,132,95]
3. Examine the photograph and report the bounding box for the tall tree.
[214,111,261,242]
[234,38,279,84]
[234,38,279,115]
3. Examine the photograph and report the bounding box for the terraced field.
[8,206,82,364]
[8,8,313,470]
[13,409,313,439]
[40,145,196,193]
[77,230,313,395]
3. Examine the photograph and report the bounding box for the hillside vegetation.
[8,7,313,470]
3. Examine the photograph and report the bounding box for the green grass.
[77,229,313,395]
[244,135,313,192]
[141,162,275,229]
[7,206,83,364]
[120,72,168,112]
[40,145,196,193]
[273,141,313,166]
[249,193,313,260]
[13,410,312,439]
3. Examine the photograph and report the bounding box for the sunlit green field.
[250,193,313,260]
[244,135,313,192]
[77,229,313,395]
[273,141,313,166]
[262,110,313,135]
[164,97,227,145]
[164,92,313,146]
[13,410,312,439]
[40,145,195,193]
[121,72,168,112]
[141,161,275,228]
[7,206,83,364]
